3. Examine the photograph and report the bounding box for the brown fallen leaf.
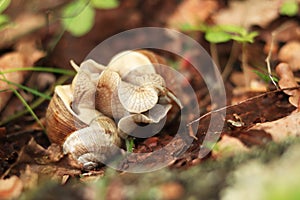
[105,179,126,200]
[262,21,300,55]
[250,111,300,142]
[0,176,23,200]
[0,13,46,49]
[212,135,249,158]
[213,0,279,29]
[24,138,64,164]
[275,63,300,107]
[186,90,294,159]
[0,39,45,112]
[19,165,38,191]
[0,127,6,138]
[167,0,218,29]
[278,41,300,71]
[159,182,184,200]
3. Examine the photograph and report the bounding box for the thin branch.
[265,32,279,89]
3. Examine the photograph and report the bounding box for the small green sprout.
[280,0,299,17]
[181,23,258,44]
[0,0,10,13]
[61,0,119,37]
[253,70,279,84]
[0,0,11,29]
[125,137,135,153]
[91,0,119,9]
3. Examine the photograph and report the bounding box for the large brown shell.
[46,85,87,145]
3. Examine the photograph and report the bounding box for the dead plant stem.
[241,43,250,87]
[222,41,239,81]
[210,43,221,71]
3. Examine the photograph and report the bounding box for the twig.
[187,87,300,126]
[222,41,239,81]
[241,43,250,87]
[265,32,279,89]
[210,43,221,71]
[265,22,296,89]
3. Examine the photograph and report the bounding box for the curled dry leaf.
[213,0,279,29]
[278,41,300,71]
[159,182,184,200]
[0,176,23,200]
[250,111,300,142]
[0,39,45,112]
[275,63,300,107]
[212,135,249,159]
[167,0,218,28]
[19,165,38,191]
[0,13,46,49]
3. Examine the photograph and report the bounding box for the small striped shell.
[63,116,121,170]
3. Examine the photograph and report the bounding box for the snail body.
[46,50,182,169]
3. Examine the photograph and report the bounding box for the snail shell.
[46,50,182,169]
[46,85,87,145]
[46,85,121,169]
[63,116,121,170]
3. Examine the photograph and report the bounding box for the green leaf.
[1,67,75,76]
[91,0,119,9]
[0,0,10,13]
[205,30,232,43]
[218,24,247,35]
[0,14,9,28]
[62,0,95,37]
[180,23,207,32]
[61,0,89,18]
[247,31,259,39]
[253,70,279,83]
[231,31,258,43]
[280,1,299,17]
[125,138,135,153]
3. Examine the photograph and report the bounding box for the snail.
[46,50,182,169]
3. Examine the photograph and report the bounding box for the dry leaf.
[0,40,45,112]
[0,13,46,49]
[250,111,300,142]
[0,176,23,200]
[213,0,279,29]
[159,182,184,200]
[212,135,249,158]
[0,127,6,138]
[167,0,218,28]
[20,165,38,191]
[278,41,300,71]
[21,138,63,165]
[275,63,300,107]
